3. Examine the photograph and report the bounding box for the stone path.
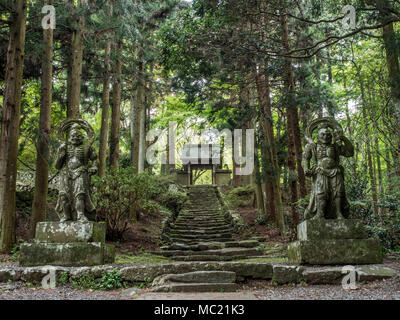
[160,185,262,261]
[1,278,398,300]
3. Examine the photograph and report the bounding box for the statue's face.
[70,129,84,146]
[317,128,332,144]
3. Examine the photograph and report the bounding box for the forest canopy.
[0,0,400,254]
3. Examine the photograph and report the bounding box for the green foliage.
[70,268,123,291]
[223,185,254,210]
[58,272,69,286]
[96,269,124,290]
[93,167,186,241]
[348,179,400,253]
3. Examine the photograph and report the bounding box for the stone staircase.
[160,185,263,261]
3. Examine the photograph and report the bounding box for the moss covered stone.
[35,221,106,243]
[298,219,366,240]
[287,238,382,265]
[19,242,114,267]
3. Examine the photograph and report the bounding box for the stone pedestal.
[19,222,115,267]
[287,219,382,265]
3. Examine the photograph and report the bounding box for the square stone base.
[287,239,382,265]
[35,221,106,243]
[298,219,366,240]
[19,242,115,267]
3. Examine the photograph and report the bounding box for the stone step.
[151,282,237,293]
[174,221,229,227]
[160,247,261,257]
[185,208,221,212]
[171,227,233,233]
[170,228,233,235]
[176,216,225,220]
[169,233,233,240]
[162,240,260,252]
[170,255,247,262]
[169,238,233,244]
[179,213,224,218]
[152,271,236,285]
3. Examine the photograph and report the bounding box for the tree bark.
[132,62,144,173]
[98,2,113,178]
[255,71,285,233]
[0,0,27,253]
[66,0,85,119]
[109,41,122,170]
[356,64,379,215]
[280,9,305,227]
[280,9,306,202]
[376,0,400,175]
[30,0,53,239]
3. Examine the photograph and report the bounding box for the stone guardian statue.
[55,119,97,222]
[302,117,354,220]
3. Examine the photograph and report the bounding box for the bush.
[93,168,187,241]
[347,175,400,253]
[224,185,254,209]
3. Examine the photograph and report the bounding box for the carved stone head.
[317,127,332,145]
[69,124,85,146]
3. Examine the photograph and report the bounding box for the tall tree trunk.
[132,62,144,173]
[252,119,265,219]
[138,91,146,173]
[280,9,306,201]
[385,146,392,188]
[66,0,85,119]
[377,0,400,175]
[0,0,27,253]
[98,2,113,178]
[255,71,285,233]
[375,139,384,195]
[280,9,305,227]
[130,90,137,164]
[356,65,379,215]
[30,0,53,239]
[109,41,122,170]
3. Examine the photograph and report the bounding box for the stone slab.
[35,221,106,243]
[356,265,397,282]
[287,238,382,265]
[272,264,304,284]
[152,271,236,286]
[151,282,237,293]
[120,262,273,282]
[297,219,366,240]
[19,242,115,267]
[302,265,397,284]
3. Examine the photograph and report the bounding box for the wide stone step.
[171,226,233,233]
[183,209,223,213]
[152,271,236,285]
[169,237,233,244]
[179,213,224,218]
[174,220,228,226]
[176,217,226,222]
[169,232,233,239]
[170,228,233,235]
[161,247,261,257]
[151,282,237,293]
[170,255,247,262]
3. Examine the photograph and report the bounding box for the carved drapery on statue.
[55,119,97,222]
[302,117,354,220]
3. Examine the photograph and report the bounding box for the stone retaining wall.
[0,262,396,286]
